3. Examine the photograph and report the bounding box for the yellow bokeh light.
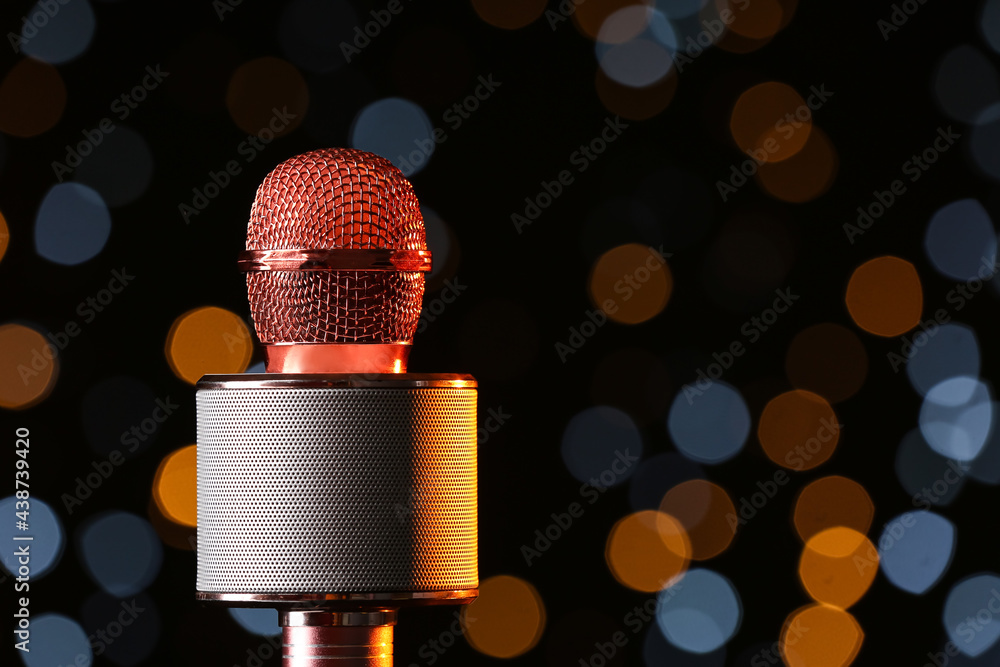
[846,256,923,337]
[799,527,878,609]
[793,476,874,543]
[165,306,252,384]
[0,324,59,410]
[462,575,546,658]
[758,390,840,471]
[589,243,672,325]
[659,480,737,560]
[153,445,197,527]
[782,603,864,667]
[606,510,690,592]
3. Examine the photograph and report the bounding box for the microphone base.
[282,610,395,667]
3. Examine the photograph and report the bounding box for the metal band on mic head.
[242,147,431,374]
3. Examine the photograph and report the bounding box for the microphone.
[195,148,478,666]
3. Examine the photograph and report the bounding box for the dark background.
[1,0,997,665]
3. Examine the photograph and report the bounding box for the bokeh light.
[278,0,358,72]
[561,406,642,485]
[845,256,923,337]
[422,206,460,288]
[607,510,690,592]
[81,592,160,666]
[895,428,967,506]
[229,608,280,636]
[924,199,996,281]
[919,376,993,461]
[34,182,111,265]
[74,126,154,207]
[730,82,811,163]
[720,0,784,39]
[656,569,742,654]
[0,209,8,263]
[0,58,67,137]
[781,604,863,667]
[350,97,436,177]
[906,323,981,397]
[0,496,63,578]
[878,511,955,595]
[153,445,197,527]
[755,127,838,203]
[793,476,873,543]
[799,527,877,609]
[758,390,839,471]
[462,575,546,658]
[984,0,1000,53]
[0,323,59,410]
[659,480,737,559]
[226,57,308,137]
[573,0,653,39]
[596,8,674,88]
[589,243,672,324]
[595,65,678,120]
[943,573,1000,657]
[20,614,91,667]
[667,381,750,464]
[78,511,163,597]
[165,306,253,384]
[970,410,1000,484]
[20,0,95,64]
[785,323,868,403]
[472,0,547,29]
[628,451,704,511]
[969,104,1000,180]
[933,45,1000,124]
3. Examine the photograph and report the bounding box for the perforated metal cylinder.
[195,374,477,595]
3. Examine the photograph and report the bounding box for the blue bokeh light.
[878,511,955,595]
[34,183,111,266]
[349,98,435,177]
[561,406,642,486]
[668,381,750,464]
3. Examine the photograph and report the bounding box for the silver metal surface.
[196,378,477,594]
[196,589,478,607]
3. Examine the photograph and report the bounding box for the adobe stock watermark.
[578,584,684,667]
[716,84,834,202]
[843,126,961,244]
[8,0,74,53]
[61,395,180,514]
[51,65,169,181]
[213,0,244,21]
[680,287,799,403]
[416,277,467,334]
[406,610,477,666]
[512,116,629,234]
[393,74,502,176]
[520,449,640,565]
[340,0,414,62]
[16,268,136,386]
[878,0,932,41]
[179,106,298,223]
[886,256,1000,372]
[555,245,671,363]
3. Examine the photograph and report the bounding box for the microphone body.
[195,149,478,666]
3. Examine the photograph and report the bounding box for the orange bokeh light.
[227,57,307,137]
[606,510,690,592]
[846,256,923,337]
[165,306,253,384]
[758,390,840,471]
[781,603,864,667]
[588,243,673,324]
[573,0,653,39]
[730,82,811,163]
[462,575,546,658]
[0,324,59,410]
[596,66,678,121]
[716,0,784,39]
[756,127,838,203]
[0,58,67,138]
[659,480,737,560]
[799,527,878,609]
[793,476,874,543]
[471,0,547,29]
[786,323,868,403]
[153,445,197,527]
[0,210,8,263]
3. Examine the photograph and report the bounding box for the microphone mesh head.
[246,148,426,344]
